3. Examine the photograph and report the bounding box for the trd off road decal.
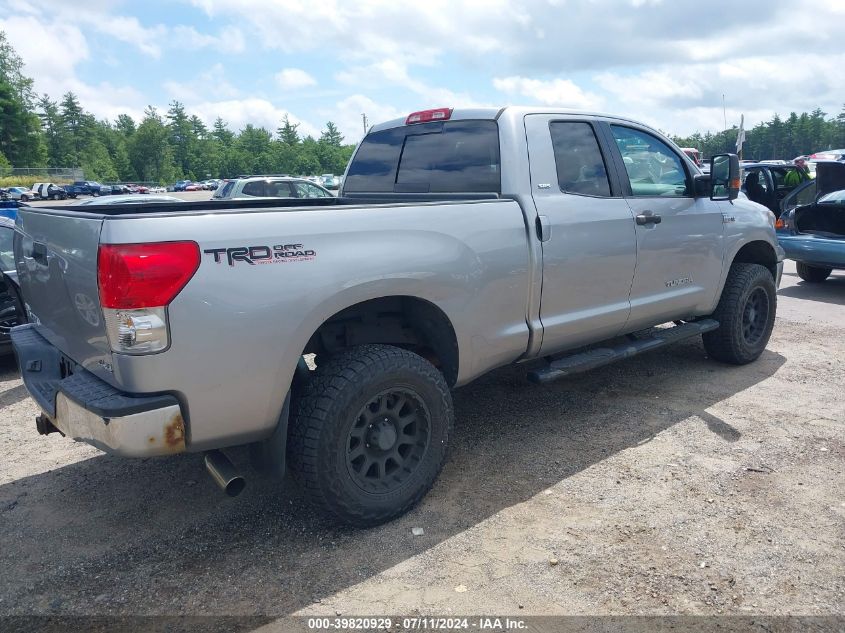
[203,244,316,266]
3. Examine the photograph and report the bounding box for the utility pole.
[361,113,369,135]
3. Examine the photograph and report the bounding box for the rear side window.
[241,181,265,197]
[217,181,235,197]
[549,122,611,197]
[265,181,293,197]
[344,120,500,193]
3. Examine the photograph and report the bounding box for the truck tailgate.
[14,208,113,377]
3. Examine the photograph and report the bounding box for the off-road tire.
[796,262,831,283]
[288,344,453,526]
[703,263,776,365]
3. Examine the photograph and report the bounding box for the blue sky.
[1,0,844,144]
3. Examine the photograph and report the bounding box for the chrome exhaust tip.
[204,450,246,497]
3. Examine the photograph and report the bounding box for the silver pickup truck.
[11,106,783,525]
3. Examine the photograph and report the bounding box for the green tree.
[37,95,63,166]
[0,31,35,106]
[277,114,300,147]
[212,117,235,146]
[167,100,195,178]
[0,80,46,166]
[129,106,178,183]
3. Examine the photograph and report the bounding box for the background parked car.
[32,183,68,200]
[212,176,333,200]
[72,194,184,206]
[777,160,845,282]
[741,162,811,217]
[5,186,34,201]
[172,180,191,191]
[320,174,339,190]
[64,180,108,197]
[110,184,131,195]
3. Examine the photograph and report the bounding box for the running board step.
[527,319,720,384]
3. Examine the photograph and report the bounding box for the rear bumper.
[11,324,186,457]
[778,234,845,269]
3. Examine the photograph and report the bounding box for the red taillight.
[775,218,785,229]
[406,107,452,125]
[98,242,200,309]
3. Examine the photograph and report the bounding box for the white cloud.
[321,94,403,142]
[170,25,246,53]
[493,76,603,110]
[163,63,240,103]
[187,98,319,137]
[275,68,317,91]
[0,15,89,83]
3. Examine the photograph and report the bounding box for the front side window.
[549,121,611,197]
[611,125,690,197]
[293,182,331,198]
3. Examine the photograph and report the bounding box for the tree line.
[672,106,845,160]
[0,32,354,184]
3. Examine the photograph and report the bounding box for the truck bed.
[38,192,500,217]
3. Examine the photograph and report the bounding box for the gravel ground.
[0,262,842,622]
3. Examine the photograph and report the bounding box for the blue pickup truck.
[63,180,109,197]
[777,161,845,282]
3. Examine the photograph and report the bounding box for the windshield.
[819,189,845,204]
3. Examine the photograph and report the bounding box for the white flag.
[735,114,745,153]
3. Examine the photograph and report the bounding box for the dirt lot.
[0,262,842,622]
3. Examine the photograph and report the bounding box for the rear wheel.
[703,263,776,365]
[288,344,453,526]
[20,195,28,202]
[796,262,831,283]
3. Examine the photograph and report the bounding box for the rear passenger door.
[606,124,725,329]
[525,115,638,354]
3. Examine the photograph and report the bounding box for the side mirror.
[710,153,740,201]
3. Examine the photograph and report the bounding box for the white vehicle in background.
[32,183,69,201]
[5,187,34,201]
[72,194,184,206]
[320,174,339,190]
[213,176,333,200]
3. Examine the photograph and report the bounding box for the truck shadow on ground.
[0,340,785,621]
[777,273,845,306]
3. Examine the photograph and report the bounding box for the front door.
[525,115,638,354]
[607,124,725,330]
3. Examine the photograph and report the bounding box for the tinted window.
[549,122,611,197]
[241,181,265,197]
[611,126,690,197]
[345,120,500,193]
[218,181,235,198]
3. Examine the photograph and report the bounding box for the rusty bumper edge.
[51,393,185,457]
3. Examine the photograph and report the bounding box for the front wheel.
[288,344,453,526]
[703,263,776,365]
[796,262,831,283]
